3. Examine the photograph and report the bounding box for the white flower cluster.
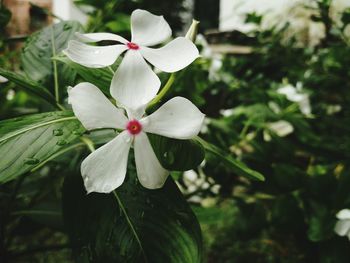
[65,10,205,193]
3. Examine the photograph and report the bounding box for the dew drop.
[125,137,132,143]
[72,130,83,135]
[93,50,100,54]
[38,51,45,58]
[24,157,40,165]
[63,24,72,31]
[56,139,67,146]
[164,151,175,164]
[53,128,64,136]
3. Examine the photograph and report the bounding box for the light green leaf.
[195,136,265,181]
[0,111,85,184]
[0,68,58,108]
[21,21,83,91]
[62,161,203,263]
[55,56,113,94]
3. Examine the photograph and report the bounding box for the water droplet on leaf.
[56,139,67,146]
[72,129,83,136]
[164,151,175,164]
[53,128,64,136]
[63,24,72,31]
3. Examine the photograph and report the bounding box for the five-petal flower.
[64,9,199,111]
[335,209,350,240]
[68,82,204,193]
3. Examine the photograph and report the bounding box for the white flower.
[334,209,350,240]
[264,120,294,141]
[68,82,205,193]
[0,75,8,83]
[277,83,311,116]
[64,9,199,110]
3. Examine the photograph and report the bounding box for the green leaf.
[195,136,265,181]
[62,163,202,263]
[12,201,63,229]
[21,21,83,90]
[55,56,113,94]
[148,134,205,171]
[0,111,85,184]
[0,68,58,108]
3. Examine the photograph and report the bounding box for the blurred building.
[4,0,87,37]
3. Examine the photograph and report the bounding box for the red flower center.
[127,42,140,50]
[126,120,142,135]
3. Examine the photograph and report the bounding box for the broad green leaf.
[21,21,83,92]
[148,134,205,171]
[55,56,113,94]
[0,68,58,108]
[12,201,63,229]
[195,137,265,181]
[63,164,202,263]
[0,111,85,183]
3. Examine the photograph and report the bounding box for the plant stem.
[50,27,60,104]
[81,137,95,152]
[147,73,176,108]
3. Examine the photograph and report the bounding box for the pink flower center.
[127,42,140,50]
[126,120,142,135]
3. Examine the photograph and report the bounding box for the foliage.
[1,0,350,262]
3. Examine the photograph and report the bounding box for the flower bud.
[185,19,200,42]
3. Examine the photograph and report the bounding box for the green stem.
[112,191,148,263]
[51,27,60,104]
[147,73,176,108]
[81,137,95,152]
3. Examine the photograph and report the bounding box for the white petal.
[81,131,132,193]
[337,209,350,220]
[131,9,171,46]
[335,219,350,236]
[68,82,128,130]
[64,40,128,68]
[110,50,160,111]
[134,132,168,189]
[141,97,205,139]
[75,32,128,44]
[141,37,199,72]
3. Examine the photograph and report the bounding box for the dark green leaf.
[0,111,85,183]
[63,164,202,263]
[148,134,205,171]
[55,56,113,94]
[195,136,265,181]
[0,68,58,108]
[21,21,83,91]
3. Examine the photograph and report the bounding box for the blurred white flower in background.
[220,0,350,47]
[0,75,8,83]
[277,83,312,116]
[335,209,350,240]
[181,168,220,204]
[196,34,224,82]
[263,120,294,141]
[6,90,15,101]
